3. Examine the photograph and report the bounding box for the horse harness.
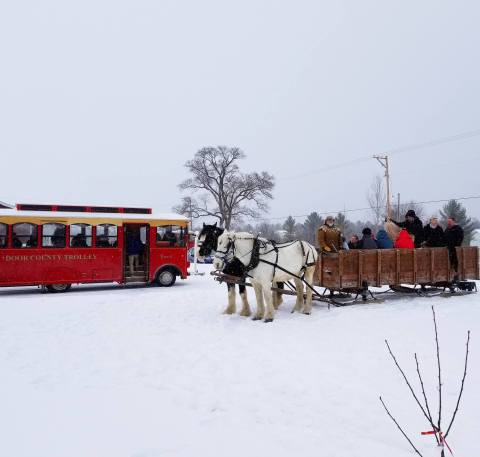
[218,236,317,283]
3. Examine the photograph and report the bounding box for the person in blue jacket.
[376,229,394,249]
[126,232,143,276]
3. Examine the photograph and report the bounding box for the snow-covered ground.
[0,265,478,457]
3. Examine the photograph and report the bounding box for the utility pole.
[373,155,392,219]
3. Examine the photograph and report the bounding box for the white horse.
[213,231,318,322]
[196,223,283,316]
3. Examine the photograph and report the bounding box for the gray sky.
[1,1,479,223]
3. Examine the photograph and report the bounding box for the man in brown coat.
[317,216,343,253]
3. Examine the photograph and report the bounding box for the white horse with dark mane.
[213,231,318,322]
[197,223,285,317]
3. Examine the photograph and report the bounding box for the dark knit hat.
[406,209,416,218]
[362,227,372,236]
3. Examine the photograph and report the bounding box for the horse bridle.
[198,227,224,256]
[213,236,235,261]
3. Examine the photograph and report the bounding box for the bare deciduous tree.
[367,175,386,226]
[392,200,426,223]
[174,146,274,229]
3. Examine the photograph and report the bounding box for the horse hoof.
[303,312,311,315]
[252,316,262,321]
[264,318,274,323]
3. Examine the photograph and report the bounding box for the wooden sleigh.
[211,247,479,307]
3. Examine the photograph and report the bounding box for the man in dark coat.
[391,209,424,248]
[444,217,464,276]
[357,227,378,249]
[423,217,445,247]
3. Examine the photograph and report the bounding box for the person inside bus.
[390,209,424,248]
[126,232,142,276]
[162,227,177,246]
[12,236,22,248]
[26,234,37,247]
[51,226,66,248]
[71,233,88,248]
[423,216,445,247]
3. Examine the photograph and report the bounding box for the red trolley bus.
[0,203,190,292]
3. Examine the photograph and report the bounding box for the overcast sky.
[1,1,479,223]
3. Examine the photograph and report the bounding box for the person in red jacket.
[394,228,415,249]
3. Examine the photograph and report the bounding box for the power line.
[281,156,371,181]
[387,128,480,156]
[281,128,480,181]
[247,195,480,223]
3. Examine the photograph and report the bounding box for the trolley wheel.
[157,269,176,287]
[46,284,72,293]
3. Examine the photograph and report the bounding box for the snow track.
[0,266,478,457]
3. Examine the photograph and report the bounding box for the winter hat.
[405,210,416,218]
[362,227,372,236]
[376,229,389,239]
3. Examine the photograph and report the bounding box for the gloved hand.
[323,246,331,252]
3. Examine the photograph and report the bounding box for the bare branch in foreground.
[445,330,471,439]
[415,353,439,445]
[432,306,443,435]
[385,340,437,430]
[379,396,424,457]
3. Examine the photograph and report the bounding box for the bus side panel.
[0,247,124,286]
[149,248,188,280]
[148,230,188,281]
[0,225,124,287]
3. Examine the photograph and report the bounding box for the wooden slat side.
[339,251,344,289]
[476,247,480,280]
[358,251,363,288]
[377,250,382,287]
[430,249,434,283]
[413,249,417,284]
[396,250,400,284]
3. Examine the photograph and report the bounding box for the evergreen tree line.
[232,199,480,247]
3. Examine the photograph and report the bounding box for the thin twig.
[415,353,440,445]
[385,340,437,429]
[432,306,442,435]
[444,330,471,439]
[379,396,424,457]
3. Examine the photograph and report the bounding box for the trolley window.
[156,225,186,247]
[42,223,66,248]
[0,223,7,248]
[70,224,93,248]
[96,224,118,247]
[12,223,38,248]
